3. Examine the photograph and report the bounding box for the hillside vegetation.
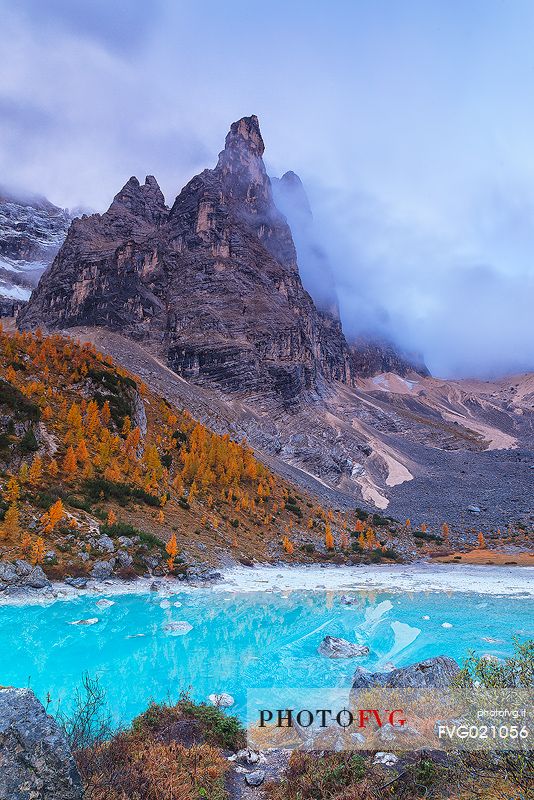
[0,326,528,580]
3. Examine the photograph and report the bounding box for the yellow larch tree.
[75,438,89,464]
[28,455,43,485]
[20,532,32,557]
[365,528,378,549]
[4,476,20,504]
[31,536,45,565]
[100,400,111,427]
[85,400,100,436]
[166,533,179,572]
[65,402,83,443]
[41,499,64,533]
[325,523,334,550]
[18,462,29,484]
[62,446,78,481]
[282,535,294,554]
[2,503,20,539]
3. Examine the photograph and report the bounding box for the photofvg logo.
[258,707,406,730]
[246,688,533,752]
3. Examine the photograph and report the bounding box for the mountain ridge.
[14,117,533,521]
[0,186,71,313]
[19,115,422,398]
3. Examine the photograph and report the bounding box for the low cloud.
[1,0,533,378]
[294,181,534,378]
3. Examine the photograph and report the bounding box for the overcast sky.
[1,0,533,377]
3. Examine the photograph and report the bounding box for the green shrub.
[131,487,161,507]
[66,495,92,512]
[132,696,245,751]
[413,530,443,543]
[367,548,385,563]
[178,496,190,510]
[0,432,13,452]
[34,488,64,509]
[83,477,131,504]
[0,379,40,421]
[82,478,160,508]
[86,367,137,428]
[137,529,165,551]
[456,638,533,688]
[284,497,303,518]
[172,429,188,446]
[371,512,391,527]
[268,753,366,800]
[19,427,39,453]
[99,521,165,551]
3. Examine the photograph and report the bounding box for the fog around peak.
[0,0,533,378]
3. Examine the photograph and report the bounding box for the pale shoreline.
[0,562,532,606]
[214,563,534,597]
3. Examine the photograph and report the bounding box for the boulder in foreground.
[0,687,83,800]
[352,655,460,689]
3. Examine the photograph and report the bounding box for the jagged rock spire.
[221,115,265,157]
[272,169,340,320]
[109,175,167,224]
[215,115,271,206]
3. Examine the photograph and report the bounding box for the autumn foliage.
[165,533,179,572]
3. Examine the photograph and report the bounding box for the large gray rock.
[0,561,51,593]
[0,687,83,800]
[352,656,460,690]
[14,560,32,577]
[24,566,51,590]
[319,636,370,659]
[116,550,133,568]
[90,560,115,580]
[96,535,115,553]
[245,770,266,787]
[64,577,88,589]
[0,563,19,585]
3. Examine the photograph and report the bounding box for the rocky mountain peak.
[271,169,340,320]
[215,115,273,210]
[18,114,428,405]
[108,175,167,224]
[277,171,313,215]
[0,185,71,312]
[221,114,265,158]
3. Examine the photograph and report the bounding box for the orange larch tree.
[31,536,45,565]
[166,533,179,572]
[62,446,78,481]
[28,455,43,485]
[325,523,334,550]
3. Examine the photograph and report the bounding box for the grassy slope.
[0,327,522,579]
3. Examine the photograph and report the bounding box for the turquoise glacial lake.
[1,589,532,725]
